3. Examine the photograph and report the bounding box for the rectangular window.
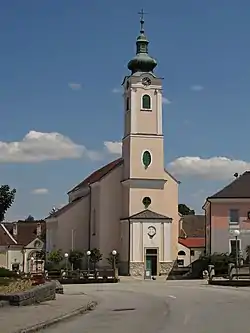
[229,209,239,224]
[230,239,240,256]
[190,250,195,256]
[177,259,184,266]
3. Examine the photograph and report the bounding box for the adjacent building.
[46,16,179,276]
[0,220,45,273]
[203,171,250,258]
[178,215,205,267]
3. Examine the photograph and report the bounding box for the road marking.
[167,295,177,299]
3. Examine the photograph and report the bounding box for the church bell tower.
[122,11,166,217]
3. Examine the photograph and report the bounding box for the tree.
[178,204,195,216]
[25,215,35,221]
[69,250,84,270]
[90,248,102,269]
[0,185,16,222]
[47,249,63,265]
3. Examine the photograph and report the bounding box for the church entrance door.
[145,248,158,276]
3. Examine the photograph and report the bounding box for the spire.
[127,9,157,75]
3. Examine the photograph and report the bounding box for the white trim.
[229,238,241,254]
[157,89,163,135]
[141,149,153,168]
[0,223,17,244]
[131,88,136,133]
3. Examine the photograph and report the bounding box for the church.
[46,14,179,276]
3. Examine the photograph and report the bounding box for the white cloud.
[31,188,49,195]
[168,156,250,180]
[112,88,122,94]
[104,141,122,155]
[0,131,123,164]
[162,97,172,105]
[190,85,204,92]
[0,131,85,163]
[68,82,82,90]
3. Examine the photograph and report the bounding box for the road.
[44,279,250,333]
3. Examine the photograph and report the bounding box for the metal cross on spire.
[138,8,148,33]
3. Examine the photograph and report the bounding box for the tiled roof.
[209,171,250,199]
[0,224,16,246]
[68,157,179,193]
[3,221,46,246]
[122,209,172,220]
[69,158,123,193]
[180,215,205,238]
[179,237,205,248]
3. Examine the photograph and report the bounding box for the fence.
[46,268,119,284]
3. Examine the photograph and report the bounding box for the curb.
[15,301,98,333]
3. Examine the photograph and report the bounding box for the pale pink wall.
[209,201,250,255]
[46,197,90,254]
[89,183,100,250]
[98,164,123,265]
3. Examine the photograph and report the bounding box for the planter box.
[0,281,56,306]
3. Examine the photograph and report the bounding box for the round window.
[142,197,151,208]
[142,151,152,168]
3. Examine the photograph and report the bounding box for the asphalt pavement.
[43,279,250,333]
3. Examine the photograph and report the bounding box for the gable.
[26,237,44,249]
[123,209,172,220]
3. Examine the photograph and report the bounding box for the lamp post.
[112,250,117,271]
[30,256,34,273]
[86,250,91,273]
[233,229,240,279]
[64,252,69,271]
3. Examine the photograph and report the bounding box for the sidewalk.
[0,292,97,333]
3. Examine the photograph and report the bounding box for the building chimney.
[37,222,41,236]
[13,222,17,236]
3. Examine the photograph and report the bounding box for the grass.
[0,278,33,295]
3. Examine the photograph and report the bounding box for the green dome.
[128,53,157,74]
[127,20,157,74]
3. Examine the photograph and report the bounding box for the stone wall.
[129,262,144,276]
[0,281,56,306]
[159,261,174,276]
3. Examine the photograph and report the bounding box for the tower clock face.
[142,77,151,86]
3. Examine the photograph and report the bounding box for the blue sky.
[1,0,250,220]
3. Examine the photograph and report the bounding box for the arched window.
[142,94,151,109]
[178,250,186,256]
[126,97,130,111]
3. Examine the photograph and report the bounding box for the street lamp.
[64,252,69,271]
[30,256,34,273]
[112,250,117,270]
[233,229,240,279]
[86,250,91,273]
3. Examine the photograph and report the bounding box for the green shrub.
[0,267,17,278]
